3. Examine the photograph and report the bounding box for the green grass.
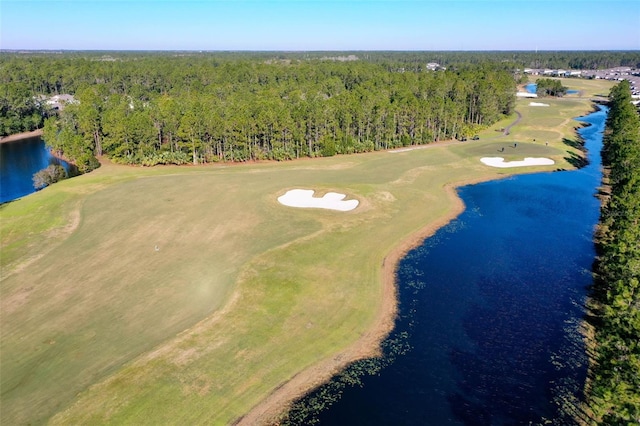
[530,75,614,98]
[0,79,615,425]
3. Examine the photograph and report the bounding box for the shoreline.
[236,175,494,425]
[238,102,595,424]
[236,95,548,425]
[239,101,602,425]
[0,128,44,143]
[0,127,78,173]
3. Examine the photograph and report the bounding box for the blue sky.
[1,1,639,50]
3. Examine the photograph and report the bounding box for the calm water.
[305,105,608,425]
[525,83,579,95]
[0,137,75,204]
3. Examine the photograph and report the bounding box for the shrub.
[140,151,190,166]
[33,165,68,190]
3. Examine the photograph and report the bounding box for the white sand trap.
[529,102,550,107]
[480,157,555,168]
[278,189,359,211]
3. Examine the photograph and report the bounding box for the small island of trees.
[535,78,569,97]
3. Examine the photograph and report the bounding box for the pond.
[526,83,579,95]
[292,105,608,425]
[0,137,76,204]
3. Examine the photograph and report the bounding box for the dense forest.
[587,81,640,424]
[361,50,640,70]
[2,53,519,170]
[3,49,640,69]
[2,51,639,170]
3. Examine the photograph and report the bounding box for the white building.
[39,94,78,110]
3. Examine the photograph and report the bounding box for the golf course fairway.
[0,79,613,425]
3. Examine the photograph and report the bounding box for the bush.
[32,165,67,190]
[140,151,190,166]
[75,152,100,173]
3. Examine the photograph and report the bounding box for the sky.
[1,0,639,51]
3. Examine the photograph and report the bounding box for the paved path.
[503,110,522,136]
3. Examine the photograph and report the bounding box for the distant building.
[612,67,632,73]
[35,94,78,110]
[319,55,359,62]
[426,62,444,71]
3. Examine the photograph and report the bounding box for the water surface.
[307,105,607,425]
[525,83,579,95]
[0,137,75,204]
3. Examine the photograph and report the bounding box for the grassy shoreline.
[0,79,614,425]
[236,175,490,425]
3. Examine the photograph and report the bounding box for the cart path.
[503,110,522,136]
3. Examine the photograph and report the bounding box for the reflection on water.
[0,137,75,204]
[304,106,607,425]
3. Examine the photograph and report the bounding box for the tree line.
[586,80,640,424]
[351,50,640,71]
[2,50,639,139]
[3,49,640,72]
[3,54,517,170]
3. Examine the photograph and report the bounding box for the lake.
[0,137,75,204]
[526,83,579,95]
[292,105,608,425]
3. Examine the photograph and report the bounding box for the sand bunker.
[480,157,555,168]
[529,102,550,107]
[278,189,359,211]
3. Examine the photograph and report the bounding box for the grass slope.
[0,79,613,425]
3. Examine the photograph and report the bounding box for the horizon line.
[2,48,639,53]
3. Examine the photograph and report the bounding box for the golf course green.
[0,78,614,425]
